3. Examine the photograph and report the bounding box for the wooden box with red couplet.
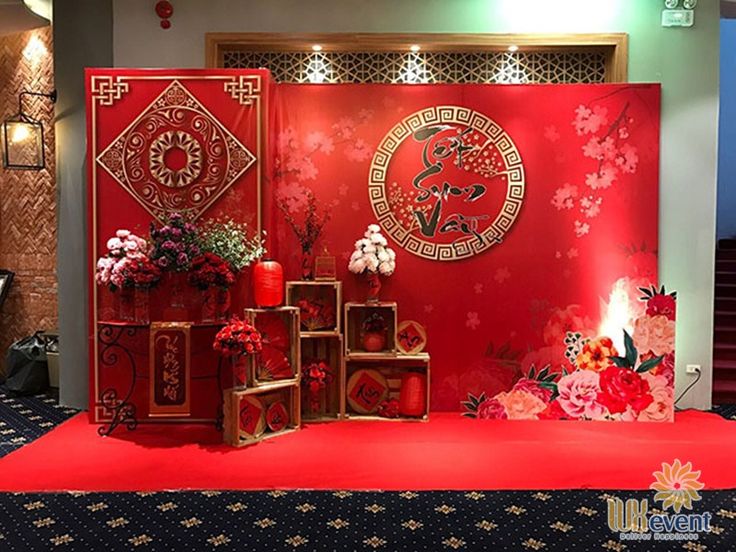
[222,380,301,447]
[342,353,430,422]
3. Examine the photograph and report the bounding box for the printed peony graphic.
[462,284,675,423]
[556,370,604,419]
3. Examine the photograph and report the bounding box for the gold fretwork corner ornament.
[224,74,262,105]
[90,76,130,106]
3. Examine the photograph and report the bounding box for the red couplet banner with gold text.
[269,84,661,412]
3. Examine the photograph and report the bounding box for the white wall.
[110,0,719,409]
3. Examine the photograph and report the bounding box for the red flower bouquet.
[213,317,263,357]
[188,252,236,290]
[301,359,333,413]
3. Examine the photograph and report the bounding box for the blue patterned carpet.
[1,393,735,550]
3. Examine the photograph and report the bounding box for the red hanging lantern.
[253,259,284,308]
[399,372,426,417]
[155,0,174,29]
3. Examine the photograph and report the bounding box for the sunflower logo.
[650,459,704,513]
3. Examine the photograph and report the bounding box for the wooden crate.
[286,281,342,337]
[344,302,397,355]
[300,335,344,422]
[222,381,301,447]
[244,306,300,387]
[343,353,430,422]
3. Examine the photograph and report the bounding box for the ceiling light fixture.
[508,45,519,53]
[410,45,421,52]
[312,44,323,52]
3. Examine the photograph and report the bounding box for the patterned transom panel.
[221,50,607,84]
[96,80,256,221]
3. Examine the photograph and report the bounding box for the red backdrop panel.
[269,84,660,411]
[86,69,270,422]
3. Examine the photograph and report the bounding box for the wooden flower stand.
[243,306,300,387]
[222,380,301,447]
[300,335,344,422]
[344,301,398,356]
[342,353,430,422]
[286,281,342,336]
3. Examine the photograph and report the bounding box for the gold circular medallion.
[368,105,525,261]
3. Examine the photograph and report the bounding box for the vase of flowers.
[302,359,333,415]
[95,229,161,323]
[361,313,388,352]
[188,252,236,322]
[213,317,263,388]
[348,224,396,303]
[199,218,266,305]
[278,190,330,280]
[150,213,201,313]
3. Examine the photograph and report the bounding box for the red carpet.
[1,411,734,492]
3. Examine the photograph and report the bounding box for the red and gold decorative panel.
[87,70,269,423]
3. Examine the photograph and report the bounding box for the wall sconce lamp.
[1,89,57,170]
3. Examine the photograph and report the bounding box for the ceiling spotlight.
[508,45,519,53]
[312,44,323,52]
[410,44,421,53]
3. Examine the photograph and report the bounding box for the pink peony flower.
[476,398,507,420]
[494,390,547,420]
[543,305,594,347]
[556,370,606,419]
[633,314,675,357]
[638,373,674,422]
[512,378,552,403]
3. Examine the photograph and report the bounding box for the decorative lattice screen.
[221,50,607,84]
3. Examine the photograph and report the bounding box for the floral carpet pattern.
[1,489,736,551]
[1,393,736,550]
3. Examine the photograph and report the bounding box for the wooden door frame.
[205,32,628,82]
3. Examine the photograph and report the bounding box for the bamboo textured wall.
[0,27,56,374]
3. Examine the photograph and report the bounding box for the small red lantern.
[155,0,174,29]
[253,259,284,308]
[399,372,426,417]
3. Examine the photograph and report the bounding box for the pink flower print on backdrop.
[585,165,618,190]
[616,143,639,174]
[573,105,608,135]
[345,138,372,162]
[494,267,511,284]
[574,220,590,238]
[544,125,560,142]
[551,184,578,210]
[275,181,309,213]
[466,312,481,330]
[580,196,602,219]
[305,131,335,154]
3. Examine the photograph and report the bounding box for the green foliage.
[199,218,266,272]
